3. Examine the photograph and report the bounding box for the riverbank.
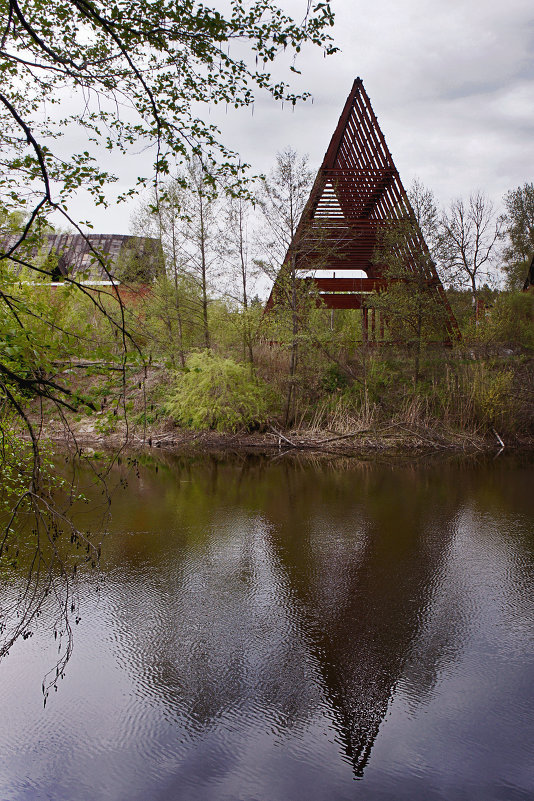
[36,412,534,456]
[24,341,534,458]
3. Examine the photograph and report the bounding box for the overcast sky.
[65,0,533,234]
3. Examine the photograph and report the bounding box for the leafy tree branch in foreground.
[0,0,337,672]
[0,0,337,417]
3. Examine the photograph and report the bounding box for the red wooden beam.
[309,278,387,292]
[317,294,365,309]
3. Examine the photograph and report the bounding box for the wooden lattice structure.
[266,78,459,342]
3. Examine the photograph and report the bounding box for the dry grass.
[303,394,376,434]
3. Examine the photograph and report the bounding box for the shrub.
[166,351,271,432]
[364,356,393,404]
[472,366,514,425]
[477,292,534,349]
[320,364,350,394]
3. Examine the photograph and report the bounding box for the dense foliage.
[502,183,534,289]
[166,351,271,432]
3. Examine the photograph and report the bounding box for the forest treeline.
[1,153,534,450]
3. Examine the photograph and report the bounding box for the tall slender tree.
[222,190,259,365]
[131,184,201,367]
[175,160,222,349]
[257,147,313,424]
[370,181,450,384]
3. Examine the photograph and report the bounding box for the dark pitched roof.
[1,233,162,281]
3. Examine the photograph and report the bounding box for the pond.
[1,452,533,800]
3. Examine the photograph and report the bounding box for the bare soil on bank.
[34,413,534,457]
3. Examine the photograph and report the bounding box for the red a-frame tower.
[265,78,459,342]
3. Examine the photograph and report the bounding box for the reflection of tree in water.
[0,461,104,703]
[105,517,324,748]
[102,457,323,739]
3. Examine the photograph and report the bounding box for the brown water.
[1,452,533,800]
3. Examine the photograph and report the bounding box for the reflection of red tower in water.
[100,457,461,782]
[266,78,460,344]
[265,463,458,777]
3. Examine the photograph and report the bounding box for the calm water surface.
[1,452,533,800]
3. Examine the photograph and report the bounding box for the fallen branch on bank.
[266,424,415,451]
[269,426,297,448]
[492,428,505,448]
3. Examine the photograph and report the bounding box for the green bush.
[364,356,393,404]
[472,366,514,425]
[320,364,350,394]
[478,292,534,349]
[166,351,271,432]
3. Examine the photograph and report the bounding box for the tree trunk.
[414,296,422,385]
[238,204,254,366]
[284,257,298,426]
[171,223,187,368]
[199,197,210,349]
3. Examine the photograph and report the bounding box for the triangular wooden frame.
[266,78,460,342]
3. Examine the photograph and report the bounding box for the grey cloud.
[56,0,534,232]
